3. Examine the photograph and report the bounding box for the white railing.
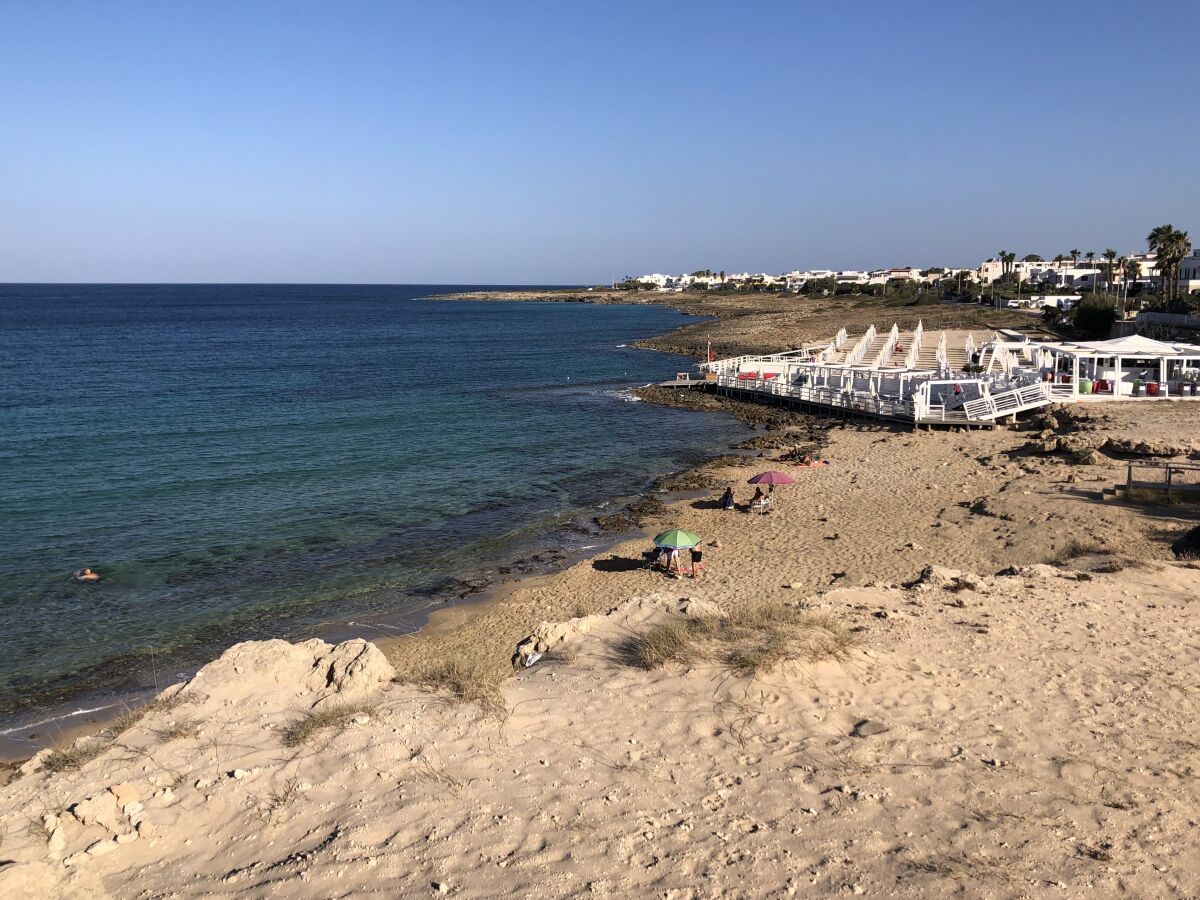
[716,372,916,420]
[718,366,1057,424]
[964,332,976,362]
[833,327,848,349]
[961,382,1053,420]
[986,343,1008,374]
[873,323,900,367]
[904,320,924,369]
[845,325,876,366]
[935,331,948,371]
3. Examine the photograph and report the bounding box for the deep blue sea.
[0,284,743,723]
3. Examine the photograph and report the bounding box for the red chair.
[1147,382,1160,396]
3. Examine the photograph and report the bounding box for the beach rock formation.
[178,637,393,711]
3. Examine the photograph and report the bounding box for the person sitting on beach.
[749,487,770,512]
[75,567,101,582]
[720,486,735,510]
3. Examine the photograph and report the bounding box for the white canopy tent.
[1038,335,1200,398]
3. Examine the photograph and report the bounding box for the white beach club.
[695,321,1200,428]
[1034,335,1200,399]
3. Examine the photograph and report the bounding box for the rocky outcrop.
[1103,437,1193,458]
[180,638,393,711]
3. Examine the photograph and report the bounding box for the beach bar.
[1033,335,1200,400]
[697,322,1200,428]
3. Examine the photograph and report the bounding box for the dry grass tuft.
[1125,487,1197,506]
[152,719,201,742]
[280,702,377,748]
[39,740,108,775]
[632,618,705,669]
[1091,555,1150,574]
[412,657,507,720]
[630,603,858,677]
[1047,538,1103,564]
[38,691,193,774]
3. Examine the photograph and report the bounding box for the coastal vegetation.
[280,702,380,748]
[407,656,508,721]
[630,603,859,676]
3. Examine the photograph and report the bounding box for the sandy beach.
[3,391,1199,897]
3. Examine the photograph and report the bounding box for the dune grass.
[412,657,507,721]
[40,740,109,775]
[280,702,378,748]
[1046,538,1103,564]
[630,603,858,677]
[38,691,191,774]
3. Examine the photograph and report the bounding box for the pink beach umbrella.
[747,471,796,486]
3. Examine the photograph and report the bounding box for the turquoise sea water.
[0,285,743,719]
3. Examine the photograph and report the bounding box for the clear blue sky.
[2,0,1196,284]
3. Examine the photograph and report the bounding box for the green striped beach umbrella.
[653,528,702,549]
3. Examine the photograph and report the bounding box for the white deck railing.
[873,323,900,367]
[716,373,917,420]
[845,325,876,367]
[833,327,848,349]
[961,382,1053,420]
[935,331,948,371]
[904,320,924,369]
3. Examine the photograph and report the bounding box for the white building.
[977,253,1161,292]
[1181,251,1200,294]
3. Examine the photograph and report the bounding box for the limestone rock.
[996,563,1062,579]
[71,793,122,833]
[18,748,55,776]
[675,597,722,618]
[912,565,967,588]
[86,838,119,857]
[305,639,394,708]
[1059,433,1105,453]
[178,637,394,712]
[1105,437,1192,458]
[109,783,139,808]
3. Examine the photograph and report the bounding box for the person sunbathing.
[75,567,101,582]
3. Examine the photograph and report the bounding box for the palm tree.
[1123,258,1142,310]
[1070,249,1080,267]
[1102,249,1117,291]
[999,250,1017,281]
[1148,225,1192,306]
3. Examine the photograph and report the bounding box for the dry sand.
[2,401,1199,898]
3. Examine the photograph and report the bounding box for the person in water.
[721,486,735,510]
[75,567,101,582]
